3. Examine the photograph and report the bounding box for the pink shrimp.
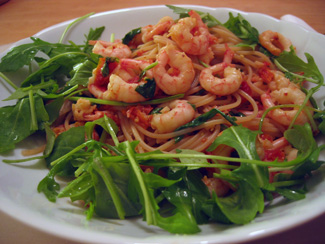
[152,44,195,95]
[90,40,132,59]
[141,16,174,43]
[169,10,215,55]
[259,30,293,56]
[72,98,119,123]
[260,86,310,126]
[88,58,156,103]
[102,59,155,103]
[199,48,243,96]
[202,176,230,197]
[150,99,196,133]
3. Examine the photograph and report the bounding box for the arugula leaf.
[58,172,93,199]
[0,95,48,153]
[44,96,64,124]
[119,141,202,234]
[3,80,58,101]
[45,126,86,168]
[164,168,210,225]
[314,110,325,134]
[208,125,269,189]
[223,13,259,44]
[91,156,140,219]
[0,40,52,72]
[68,59,98,86]
[84,115,120,147]
[135,78,156,99]
[83,26,105,53]
[275,47,324,84]
[274,187,306,201]
[122,27,142,45]
[206,177,264,224]
[176,149,210,170]
[175,107,215,131]
[284,124,325,179]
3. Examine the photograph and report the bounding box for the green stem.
[40,52,89,68]
[259,104,313,132]
[104,115,119,146]
[68,93,185,106]
[92,158,126,219]
[59,12,95,43]
[137,153,307,168]
[29,90,38,131]
[274,59,320,84]
[43,84,79,99]
[124,141,156,225]
[50,141,90,166]
[271,179,304,187]
[0,72,18,90]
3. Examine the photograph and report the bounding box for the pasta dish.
[0,5,324,234]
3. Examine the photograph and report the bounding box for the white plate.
[0,5,325,244]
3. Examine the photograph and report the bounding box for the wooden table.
[0,0,325,244]
[0,0,324,46]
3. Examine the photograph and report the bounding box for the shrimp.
[150,100,196,133]
[199,64,243,96]
[102,59,155,103]
[199,46,242,96]
[257,134,289,161]
[259,30,292,56]
[268,70,291,91]
[72,98,119,123]
[198,47,215,66]
[88,58,155,103]
[152,44,195,95]
[169,10,214,55]
[141,16,174,43]
[202,176,230,197]
[260,85,310,126]
[90,40,132,59]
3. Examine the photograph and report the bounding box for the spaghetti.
[39,9,322,203]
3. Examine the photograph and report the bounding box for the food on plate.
[0,5,324,234]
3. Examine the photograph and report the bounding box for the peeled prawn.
[90,40,132,59]
[150,100,196,133]
[72,98,118,123]
[153,44,195,95]
[88,59,155,103]
[259,30,292,56]
[261,86,310,126]
[102,59,155,103]
[199,64,243,96]
[169,10,214,55]
[141,16,174,43]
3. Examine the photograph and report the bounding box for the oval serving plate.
[0,5,324,244]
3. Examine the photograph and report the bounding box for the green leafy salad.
[0,5,324,234]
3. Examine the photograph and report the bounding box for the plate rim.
[0,4,325,244]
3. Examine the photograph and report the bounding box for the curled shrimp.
[150,99,196,133]
[202,176,230,197]
[259,30,292,56]
[90,40,132,59]
[268,70,292,91]
[169,10,213,55]
[199,65,243,96]
[260,85,311,126]
[88,59,155,103]
[102,59,155,103]
[141,16,174,43]
[153,44,195,95]
[72,98,119,123]
[199,47,242,96]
